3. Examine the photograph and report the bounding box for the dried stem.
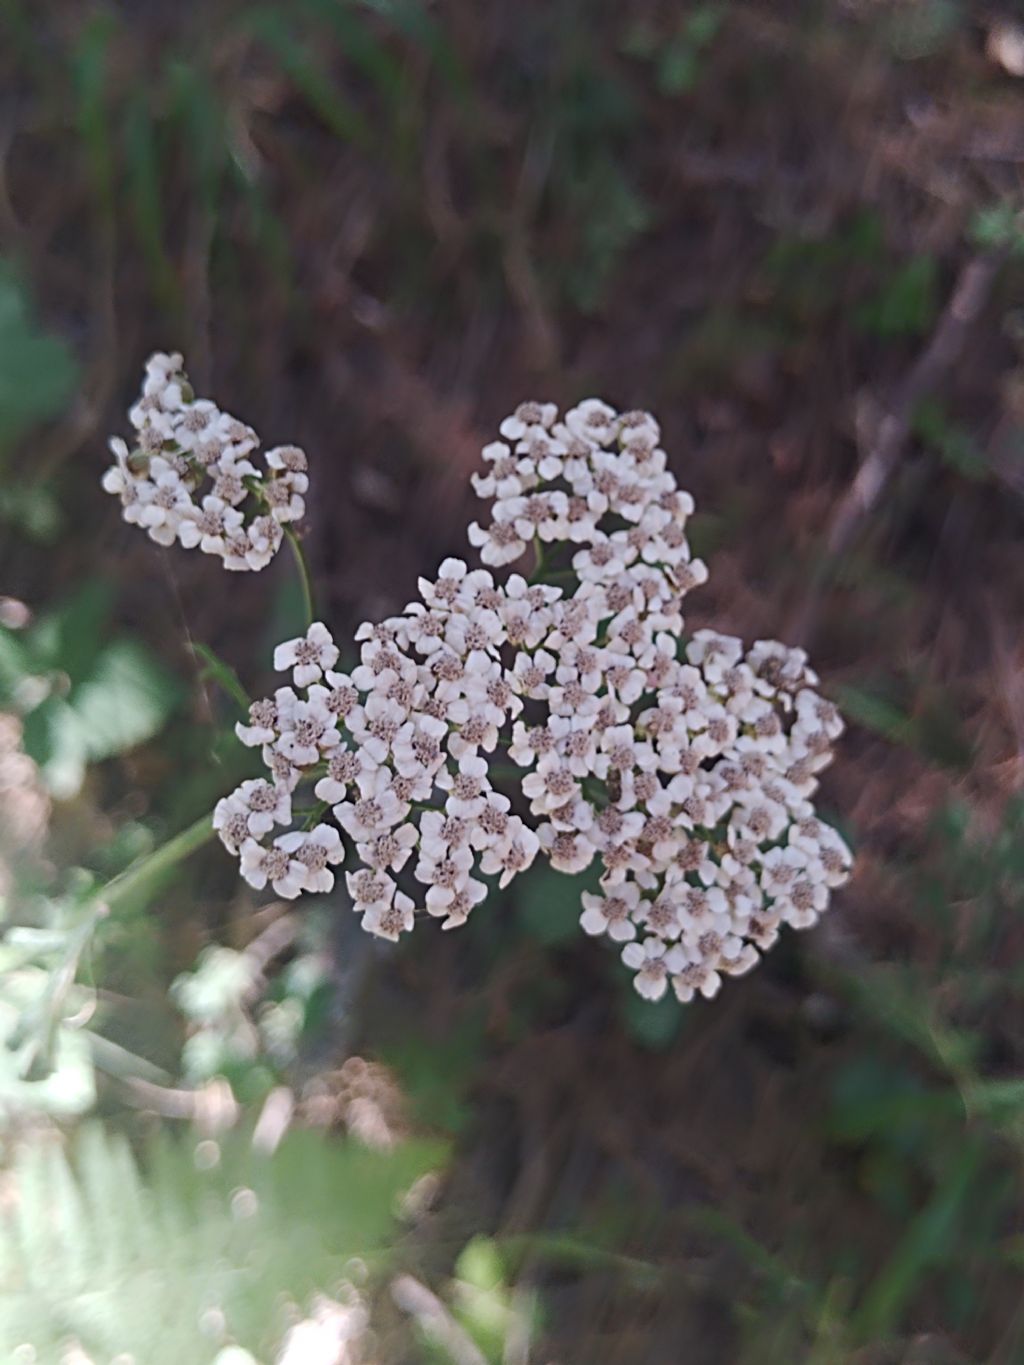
[791,249,1006,645]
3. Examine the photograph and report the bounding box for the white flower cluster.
[214,395,851,1007]
[101,352,307,570]
[216,568,550,939]
[467,398,851,1003]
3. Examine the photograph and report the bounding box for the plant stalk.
[285,527,317,628]
[96,810,216,915]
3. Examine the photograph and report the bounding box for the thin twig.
[791,250,1006,645]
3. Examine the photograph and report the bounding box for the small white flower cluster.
[216,566,551,939]
[213,395,851,1007]
[101,352,307,570]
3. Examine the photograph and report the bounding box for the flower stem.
[285,527,317,628]
[95,810,217,915]
[530,535,544,582]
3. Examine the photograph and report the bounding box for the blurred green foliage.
[0,916,102,1117]
[676,799,1024,1358]
[971,201,1024,257]
[838,676,971,770]
[450,1236,540,1364]
[882,0,964,60]
[0,265,77,455]
[172,929,333,1101]
[0,581,182,798]
[380,1002,487,1137]
[622,4,727,96]
[913,398,990,481]
[0,1122,443,1362]
[853,256,938,339]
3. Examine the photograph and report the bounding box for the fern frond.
[0,1123,444,1362]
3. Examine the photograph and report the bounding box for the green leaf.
[567,161,651,314]
[71,638,182,763]
[685,3,726,47]
[21,697,89,800]
[827,1055,960,1146]
[456,1235,506,1293]
[0,263,78,452]
[657,41,699,95]
[451,1236,526,1363]
[0,625,33,702]
[28,578,114,678]
[685,1205,809,1302]
[837,684,912,744]
[0,925,104,1118]
[13,584,181,796]
[883,0,963,60]
[656,5,725,95]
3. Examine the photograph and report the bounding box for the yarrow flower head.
[221,582,544,936]
[102,352,308,571]
[210,395,852,1008]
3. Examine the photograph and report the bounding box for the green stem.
[530,535,545,583]
[96,811,216,915]
[285,527,317,628]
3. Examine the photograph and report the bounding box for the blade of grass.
[250,9,373,149]
[500,1231,661,1288]
[851,1142,983,1340]
[123,93,178,314]
[685,1206,814,1307]
[357,0,473,109]
[71,12,118,217]
[301,0,407,105]
[167,58,227,214]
